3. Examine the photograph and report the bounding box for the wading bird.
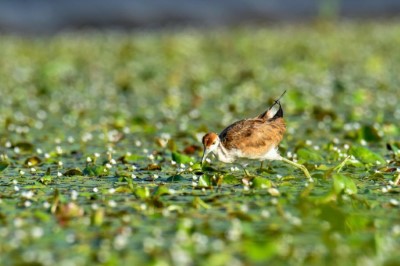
[201,91,312,179]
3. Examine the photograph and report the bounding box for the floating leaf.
[143,164,161,171]
[332,174,357,195]
[171,151,193,164]
[63,168,83,176]
[221,174,240,185]
[152,185,171,197]
[134,186,150,199]
[198,174,218,188]
[24,156,42,167]
[114,186,133,193]
[119,154,146,163]
[39,174,52,185]
[83,165,106,176]
[91,208,104,226]
[349,145,385,165]
[56,202,84,225]
[0,162,9,172]
[115,170,131,178]
[192,196,210,209]
[297,148,324,162]
[166,175,185,182]
[359,125,381,142]
[250,176,273,189]
[14,142,34,153]
[191,163,202,171]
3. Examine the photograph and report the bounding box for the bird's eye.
[212,141,216,145]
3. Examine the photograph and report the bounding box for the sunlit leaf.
[83,165,106,176]
[349,145,385,165]
[250,176,273,189]
[332,174,357,195]
[297,148,324,162]
[171,152,194,164]
[24,156,42,167]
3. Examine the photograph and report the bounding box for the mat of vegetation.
[0,22,399,266]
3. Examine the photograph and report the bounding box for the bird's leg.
[234,163,251,177]
[280,157,312,180]
[259,161,264,171]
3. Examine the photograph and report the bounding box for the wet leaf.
[152,185,171,197]
[297,148,324,162]
[250,176,273,189]
[63,168,83,176]
[349,145,386,165]
[39,174,52,185]
[134,186,150,199]
[24,156,42,167]
[332,174,357,195]
[83,165,106,176]
[0,162,9,172]
[143,164,161,171]
[192,197,210,209]
[91,208,104,226]
[14,142,34,153]
[166,175,185,182]
[198,174,217,188]
[171,151,194,164]
[221,174,240,185]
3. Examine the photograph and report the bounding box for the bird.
[201,91,312,179]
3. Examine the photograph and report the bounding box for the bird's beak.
[201,148,210,166]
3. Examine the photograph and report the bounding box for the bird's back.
[219,100,286,158]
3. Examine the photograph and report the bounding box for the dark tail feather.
[258,90,286,120]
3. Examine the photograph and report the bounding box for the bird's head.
[201,132,220,165]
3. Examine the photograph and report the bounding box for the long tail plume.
[258,90,287,120]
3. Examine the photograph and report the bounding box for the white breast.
[214,144,282,163]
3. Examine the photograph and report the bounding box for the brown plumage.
[219,112,286,158]
[201,91,312,179]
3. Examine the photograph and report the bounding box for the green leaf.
[63,168,83,176]
[14,142,34,153]
[250,177,273,189]
[171,152,194,164]
[349,145,385,165]
[0,162,9,172]
[24,156,42,167]
[198,174,217,188]
[332,174,357,195]
[134,186,150,199]
[152,185,171,197]
[83,165,106,176]
[39,175,53,185]
[166,175,185,182]
[191,163,202,171]
[297,148,324,162]
[192,197,210,209]
[221,174,240,185]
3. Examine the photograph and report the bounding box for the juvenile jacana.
[201,91,312,179]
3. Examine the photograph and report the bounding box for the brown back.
[219,112,286,156]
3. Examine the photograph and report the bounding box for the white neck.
[214,143,235,163]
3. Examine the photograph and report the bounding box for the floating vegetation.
[0,22,399,265]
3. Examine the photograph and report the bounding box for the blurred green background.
[0,9,400,266]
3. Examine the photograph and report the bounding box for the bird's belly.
[239,146,281,161]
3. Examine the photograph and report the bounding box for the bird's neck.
[215,143,234,163]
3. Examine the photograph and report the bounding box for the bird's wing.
[219,118,286,156]
[256,100,283,121]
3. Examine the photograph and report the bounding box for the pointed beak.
[201,148,210,166]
